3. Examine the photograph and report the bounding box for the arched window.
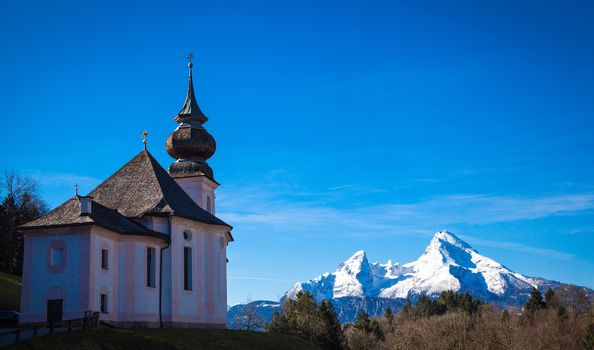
[206,196,212,213]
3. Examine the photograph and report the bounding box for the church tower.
[166,54,218,214]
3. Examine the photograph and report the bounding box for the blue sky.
[1,0,593,306]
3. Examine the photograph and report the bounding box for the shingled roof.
[20,198,168,239]
[20,150,231,235]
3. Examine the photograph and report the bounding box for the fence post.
[50,323,54,335]
[15,329,21,343]
[33,326,38,338]
[68,320,72,332]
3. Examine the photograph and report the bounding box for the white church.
[18,56,233,328]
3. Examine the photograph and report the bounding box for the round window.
[183,230,192,241]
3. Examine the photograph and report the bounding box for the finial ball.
[187,52,194,69]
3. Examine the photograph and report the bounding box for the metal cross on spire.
[187,52,194,76]
[142,130,149,150]
[74,183,79,196]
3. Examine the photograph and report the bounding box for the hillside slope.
[0,272,21,311]
[7,327,321,350]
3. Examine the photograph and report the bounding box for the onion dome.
[166,54,217,180]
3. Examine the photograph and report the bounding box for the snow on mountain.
[228,230,592,325]
[286,230,556,306]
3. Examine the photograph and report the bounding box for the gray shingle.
[20,150,231,236]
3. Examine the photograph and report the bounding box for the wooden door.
[47,299,63,324]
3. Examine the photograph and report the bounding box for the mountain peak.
[333,250,373,297]
[430,230,474,251]
[337,250,369,272]
[284,230,575,308]
[349,249,367,260]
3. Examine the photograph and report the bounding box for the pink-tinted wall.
[19,216,229,328]
[19,227,91,324]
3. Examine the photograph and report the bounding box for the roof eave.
[170,211,232,230]
[18,222,168,241]
[17,222,94,232]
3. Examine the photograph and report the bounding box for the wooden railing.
[0,311,99,347]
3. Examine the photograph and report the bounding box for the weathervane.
[142,130,149,150]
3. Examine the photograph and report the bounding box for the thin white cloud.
[327,184,357,190]
[569,228,594,235]
[32,172,102,189]
[228,276,297,283]
[217,185,594,260]
[460,235,576,262]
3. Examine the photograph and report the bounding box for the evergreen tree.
[268,291,322,342]
[414,295,431,317]
[544,288,569,319]
[460,292,472,314]
[319,300,344,350]
[459,292,481,315]
[268,293,346,350]
[438,290,459,310]
[383,307,394,326]
[370,319,384,341]
[352,309,384,342]
[354,309,371,332]
[414,294,446,317]
[401,298,413,318]
[502,309,510,323]
[525,287,546,314]
[544,288,560,309]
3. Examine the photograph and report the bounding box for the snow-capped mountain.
[286,230,562,306]
[228,230,592,325]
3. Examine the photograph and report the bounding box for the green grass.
[8,327,322,350]
[0,272,21,311]
[0,274,319,349]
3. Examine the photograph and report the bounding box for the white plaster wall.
[168,217,229,325]
[133,216,170,234]
[21,232,85,323]
[174,176,217,214]
[152,217,170,234]
[117,240,129,316]
[161,244,173,317]
[91,227,164,324]
[133,242,160,315]
[91,234,116,318]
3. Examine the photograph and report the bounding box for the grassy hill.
[0,272,318,349]
[0,272,21,311]
[7,327,321,350]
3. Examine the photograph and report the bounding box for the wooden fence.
[0,311,99,347]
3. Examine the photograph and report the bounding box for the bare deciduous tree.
[231,301,264,331]
[0,170,47,275]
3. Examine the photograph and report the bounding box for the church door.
[47,299,63,324]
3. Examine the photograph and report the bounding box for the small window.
[184,247,192,291]
[206,196,212,213]
[147,247,156,287]
[50,248,64,267]
[101,249,108,270]
[100,294,108,313]
[183,230,192,241]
